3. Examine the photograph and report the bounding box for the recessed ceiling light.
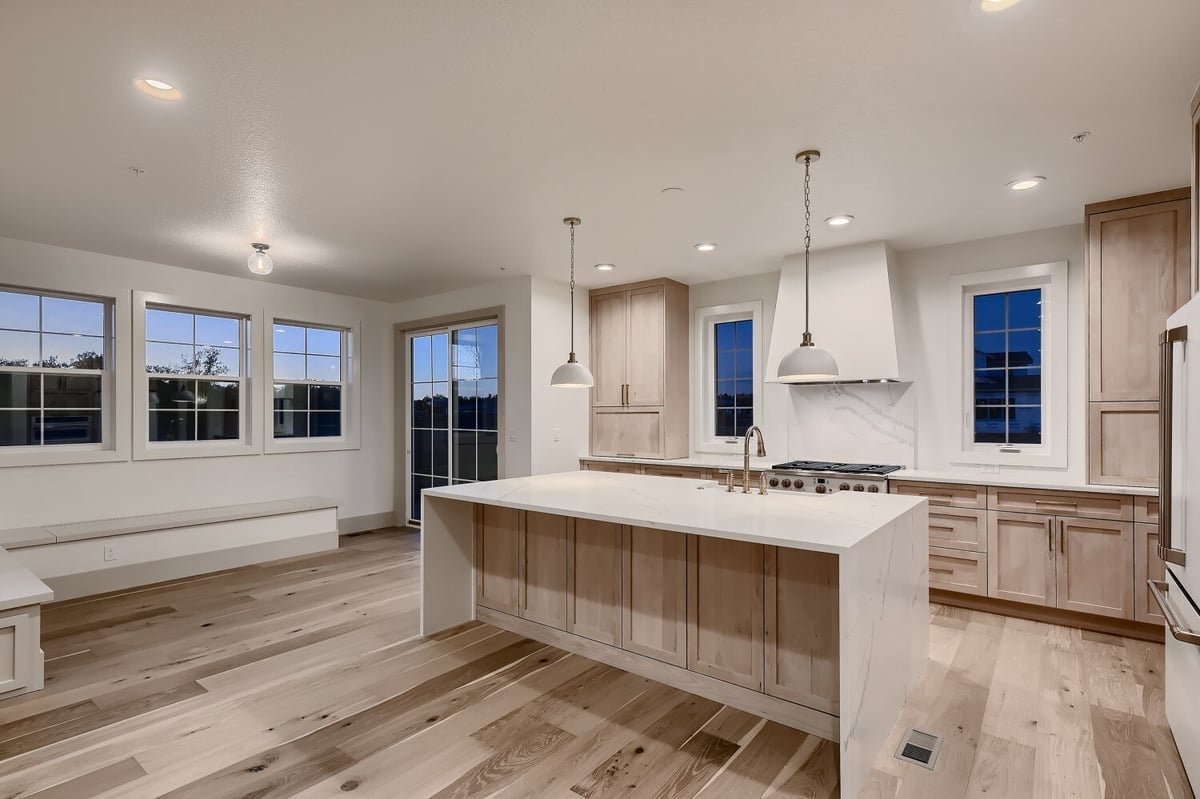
[977,0,1022,12]
[133,77,182,101]
[594,263,615,272]
[826,215,855,227]
[1007,176,1046,192]
[694,242,718,252]
[660,187,685,194]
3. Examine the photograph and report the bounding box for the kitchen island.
[421,470,928,798]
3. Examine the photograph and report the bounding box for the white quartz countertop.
[581,454,777,471]
[890,469,1158,497]
[424,471,924,554]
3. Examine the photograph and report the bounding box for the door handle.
[1148,579,1200,646]
[1160,326,1188,566]
[1058,518,1065,554]
[1047,518,1053,552]
[929,566,955,574]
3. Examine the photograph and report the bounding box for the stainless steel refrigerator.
[1155,292,1200,785]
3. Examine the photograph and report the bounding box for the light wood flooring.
[0,529,1192,799]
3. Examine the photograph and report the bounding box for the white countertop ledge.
[890,469,1158,497]
[424,471,925,554]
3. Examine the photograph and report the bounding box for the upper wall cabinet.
[589,278,689,459]
[1086,188,1191,486]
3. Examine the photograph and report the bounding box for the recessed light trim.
[826,215,855,227]
[133,77,182,101]
[977,0,1022,12]
[694,242,718,252]
[594,263,615,272]
[1007,176,1046,192]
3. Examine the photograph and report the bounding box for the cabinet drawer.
[591,410,664,459]
[641,464,707,480]
[928,507,987,552]
[987,486,1133,520]
[928,547,987,596]
[1135,495,1160,524]
[891,481,985,508]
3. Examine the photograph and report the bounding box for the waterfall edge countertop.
[422,470,925,554]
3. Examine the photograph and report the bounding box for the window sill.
[693,440,747,455]
[0,446,127,468]
[951,447,1066,470]
[134,441,259,461]
[264,436,361,455]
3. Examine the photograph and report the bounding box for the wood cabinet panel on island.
[474,505,520,615]
[622,526,687,666]
[519,511,568,629]
[687,536,764,690]
[764,547,840,714]
[567,518,622,645]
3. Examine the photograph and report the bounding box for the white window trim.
[946,261,1068,469]
[693,301,763,454]
[0,284,129,468]
[133,290,262,461]
[264,315,362,454]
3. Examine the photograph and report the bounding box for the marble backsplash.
[785,382,917,467]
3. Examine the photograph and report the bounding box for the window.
[694,301,763,452]
[972,289,1041,445]
[0,288,110,448]
[272,323,345,439]
[948,261,1067,468]
[145,306,246,443]
[408,321,499,522]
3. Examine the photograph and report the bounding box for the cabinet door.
[1088,402,1159,487]
[622,526,687,666]
[987,511,1056,607]
[0,609,35,698]
[475,504,520,615]
[928,507,987,552]
[764,547,839,714]
[1088,197,1191,401]
[928,547,988,596]
[1135,523,1166,625]
[1056,517,1134,620]
[567,518,622,645]
[687,536,764,690]
[520,511,568,629]
[589,291,628,407]
[591,409,663,458]
[625,285,666,406]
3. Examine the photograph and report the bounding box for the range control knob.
[815,485,827,494]
[781,478,792,488]
[853,484,865,492]
[768,477,780,487]
[794,480,803,490]
[867,485,879,493]
[839,483,850,491]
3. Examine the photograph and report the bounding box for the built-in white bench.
[0,546,53,701]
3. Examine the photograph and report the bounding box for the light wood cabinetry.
[579,459,708,479]
[1055,516,1134,619]
[687,536,764,690]
[520,511,568,629]
[622,526,687,666]
[764,548,840,713]
[928,507,987,552]
[1135,495,1160,524]
[588,279,689,459]
[891,481,986,509]
[567,518,622,645]
[640,463,708,479]
[928,546,987,596]
[987,486,1132,521]
[1135,523,1166,624]
[987,511,1056,608]
[580,459,640,474]
[475,505,520,615]
[1086,188,1191,485]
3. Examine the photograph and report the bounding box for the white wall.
[529,277,590,474]
[891,224,1086,480]
[0,236,397,530]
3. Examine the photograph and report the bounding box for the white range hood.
[766,240,902,385]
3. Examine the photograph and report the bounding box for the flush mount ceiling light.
[133,77,182,101]
[778,149,839,381]
[594,263,615,272]
[694,242,718,252]
[1007,176,1046,192]
[826,214,855,227]
[247,242,273,275]
[976,0,1022,12]
[551,218,595,388]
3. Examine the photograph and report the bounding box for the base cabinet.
[687,536,765,691]
[987,511,1056,607]
[0,607,40,699]
[1135,523,1167,624]
[928,546,987,596]
[622,526,687,666]
[567,518,622,645]
[520,511,568,629]
[1055,517,1134,620]
[475,505,521,615]
[764,547,839,714]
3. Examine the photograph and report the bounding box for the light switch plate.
[980,464,999,474]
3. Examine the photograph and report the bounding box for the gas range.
[766,460,904,495]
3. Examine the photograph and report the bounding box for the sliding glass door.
[408,321,499,523]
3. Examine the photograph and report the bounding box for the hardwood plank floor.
[0,529,1191,799]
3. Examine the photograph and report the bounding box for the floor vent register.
[894,728,942,770]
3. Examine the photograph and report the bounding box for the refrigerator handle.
[1160,325,1188,567]
[1148,579,1200,646]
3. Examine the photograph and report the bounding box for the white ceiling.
[1,1,1198,300]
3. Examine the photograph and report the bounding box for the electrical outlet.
[102,545,117,562]
[980,464,1000,474]
[507,434,518,443]
[552,428,560,442]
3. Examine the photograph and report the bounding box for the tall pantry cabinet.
[588,278,689,459]
[1086,188,1191,486]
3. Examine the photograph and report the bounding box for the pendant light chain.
[803,154,813,342]
[569,220,577,359]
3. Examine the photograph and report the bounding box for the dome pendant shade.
[551,354,594,388]
[777,333,839,381]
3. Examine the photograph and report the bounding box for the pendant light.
[777,150,840,381]
[247,242,273,276]
[550,217,595,387]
